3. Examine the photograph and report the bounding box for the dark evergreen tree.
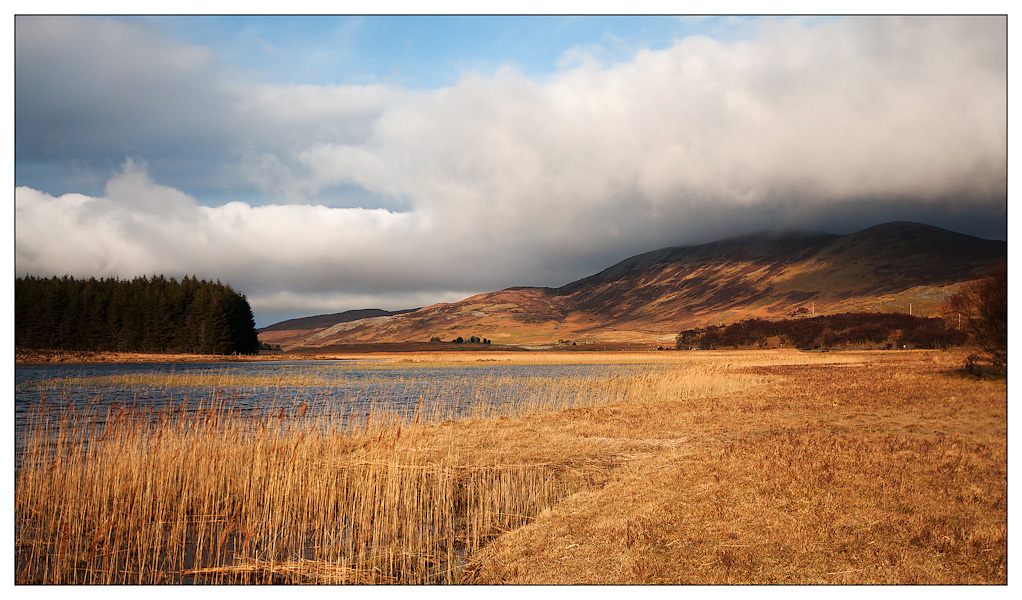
[15,275,261,355]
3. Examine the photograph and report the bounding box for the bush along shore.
[677,312,967,351]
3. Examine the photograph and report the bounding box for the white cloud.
[15,16,1007,325]
[294,16,1004,229]
[104,159,198,215]
[15,162,502,322]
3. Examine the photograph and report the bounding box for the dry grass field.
[15,349,1006,584]
[462,350,1007,584]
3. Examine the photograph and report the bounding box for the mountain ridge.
[258,308,418,333]
[258,222,1005,349]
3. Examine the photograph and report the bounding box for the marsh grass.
[15,391,564,583]
[15,350,1005,584]
[21,369,329,391]
[15,361,700,584]
[462,350,1007,584]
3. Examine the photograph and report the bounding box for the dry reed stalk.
[18,350,1001,584]
[15,364,607,584]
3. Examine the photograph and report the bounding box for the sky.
[13,14,1009,327]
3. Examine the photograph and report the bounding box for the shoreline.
[14,342,661,365]
[14,349,291,366]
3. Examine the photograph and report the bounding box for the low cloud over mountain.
[15,17,1006,326]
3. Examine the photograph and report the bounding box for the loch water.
[15,359,645,456]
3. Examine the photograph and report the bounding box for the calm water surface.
[15,360,647,449]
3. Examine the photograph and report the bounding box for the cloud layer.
[15,16,1007,326]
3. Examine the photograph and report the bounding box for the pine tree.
[15,275,262,355]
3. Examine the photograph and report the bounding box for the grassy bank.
[14,350,1006,584]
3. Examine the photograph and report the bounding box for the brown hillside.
[258,222,1005,350]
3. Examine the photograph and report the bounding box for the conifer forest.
[15,275,260,355]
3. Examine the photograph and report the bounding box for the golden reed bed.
[14,349,1006,584]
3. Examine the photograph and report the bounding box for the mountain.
[258,308,418,333]
[256,308,418,348]
[258,222,1006,350]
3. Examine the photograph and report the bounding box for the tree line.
[676,312,967,351]
[674,262,1006,377]
[15,275,260,355]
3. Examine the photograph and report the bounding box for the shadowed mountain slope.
[259,222,1005,349]
[259,308,417,333]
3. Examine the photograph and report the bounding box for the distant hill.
[258,222,1006,350]
[258,308,418,333]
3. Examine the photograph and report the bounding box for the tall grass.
[461,350,1007,584]
[15,396,559,583]
[16,361,701,584]
[18,351,893,584]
